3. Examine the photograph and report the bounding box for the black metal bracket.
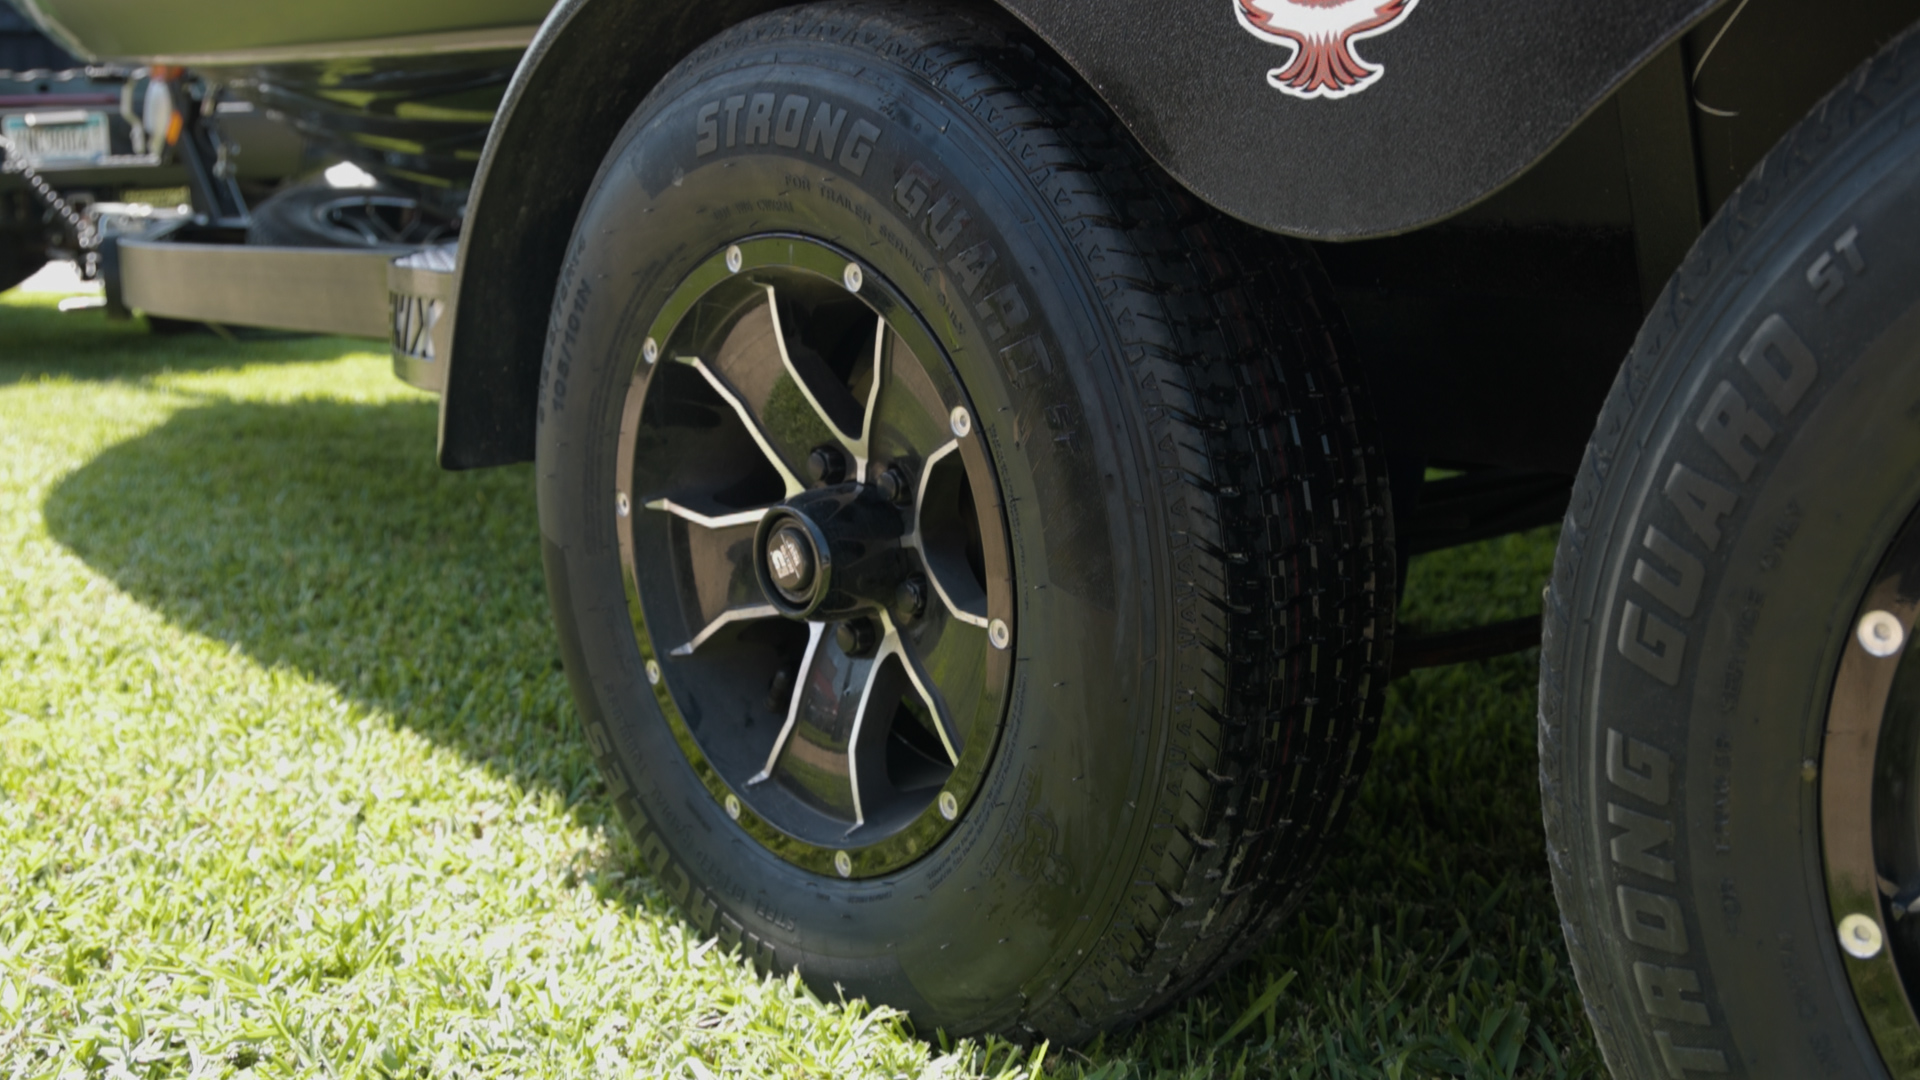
[1404,469,1573,557]
[164,77,247,229]
[1393,615,1543,678]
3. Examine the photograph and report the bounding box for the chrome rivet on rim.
[950,406,973,437]
[642,337,659,365]
[725,245,743,273]
[989,619,1010,650]
[834,851,852,878]
[617,492,631,517]
[938,791,958,820]
[725,794,740,821]
[842,262,863,293]
[1840,913,1884,959]
[646,659,661,685]
[1858,610,1906,658]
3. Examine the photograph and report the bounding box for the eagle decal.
[1234,0,1419,100]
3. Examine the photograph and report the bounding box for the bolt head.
[642,337,659,365]
[616,492,631,517]
[989,618,1011,650]
[807,445,848,485]
[836,618,878,658]
[725,794,741,821]
[875,464,911,505]
[938,791,959,820]
[842,262,863,293]
[950,406,972,438]
[645,659,661,685]
[894,576,928,624]
[834,851,853,878]
[1840,913,1884,959]
[725,245,742,273]
[1859,610,1906,658]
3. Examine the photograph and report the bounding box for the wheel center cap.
[767,525,817,601]
[753,484,913,620]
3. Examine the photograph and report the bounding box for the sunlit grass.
[0,292,1598,1077]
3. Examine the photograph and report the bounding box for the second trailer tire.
[1541,23,1920,1079]
[534,2,1394,1040]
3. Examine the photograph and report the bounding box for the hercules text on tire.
[537,2,1392,1039]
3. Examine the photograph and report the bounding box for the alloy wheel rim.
[614,235,1015,879]
[1821,501,1920,1067]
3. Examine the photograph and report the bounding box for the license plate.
[2,109,110,166]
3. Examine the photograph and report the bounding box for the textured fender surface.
[438,0,1732,469]
[997,0,1718,239]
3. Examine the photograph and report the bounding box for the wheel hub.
[612,235,1015,878]
[754,483,914,621]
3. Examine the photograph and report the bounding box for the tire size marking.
[695,93,880,177]
[1615,313,1822,687]
[541,238,592,423]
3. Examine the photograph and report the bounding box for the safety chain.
[0,131,99,249]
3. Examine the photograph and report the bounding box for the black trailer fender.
[437,0,1728,469]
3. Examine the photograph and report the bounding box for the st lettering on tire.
[535,1,1392,1041]
[1540,23,1920,1078]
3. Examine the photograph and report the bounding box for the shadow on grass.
[0,295,373,385]
[41,396,602,812]
[41,391,1596,1076]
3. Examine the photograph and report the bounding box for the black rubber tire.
[535,1,1393,1042]
[1540,23,1920,1079]
[245,179,455,248]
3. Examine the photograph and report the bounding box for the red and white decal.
[1234,0,1418,100]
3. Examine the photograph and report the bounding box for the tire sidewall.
[1550,75,1920,1076]
[534,31,1173,1029]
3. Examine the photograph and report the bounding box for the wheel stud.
[894,576,928,625]
[807,445,848,485]
[875,464,912,505]
[836,618,879,657]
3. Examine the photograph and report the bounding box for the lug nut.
[807,445,848,485]
[894,576,928,625]
[766,667,794,712]
[836,618,879,657]
[875,464,912,505]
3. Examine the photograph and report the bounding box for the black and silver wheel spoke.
[643,499,779,655]
[753,614,957,833]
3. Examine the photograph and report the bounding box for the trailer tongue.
[99,236,454,393]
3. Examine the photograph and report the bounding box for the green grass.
[0,292,1601,1078]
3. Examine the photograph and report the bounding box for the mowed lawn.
[0,290,1603,1078]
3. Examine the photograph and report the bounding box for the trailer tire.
[1540,22,1920,1079]
[246,178,455,248]
[534,1,1393,1041]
